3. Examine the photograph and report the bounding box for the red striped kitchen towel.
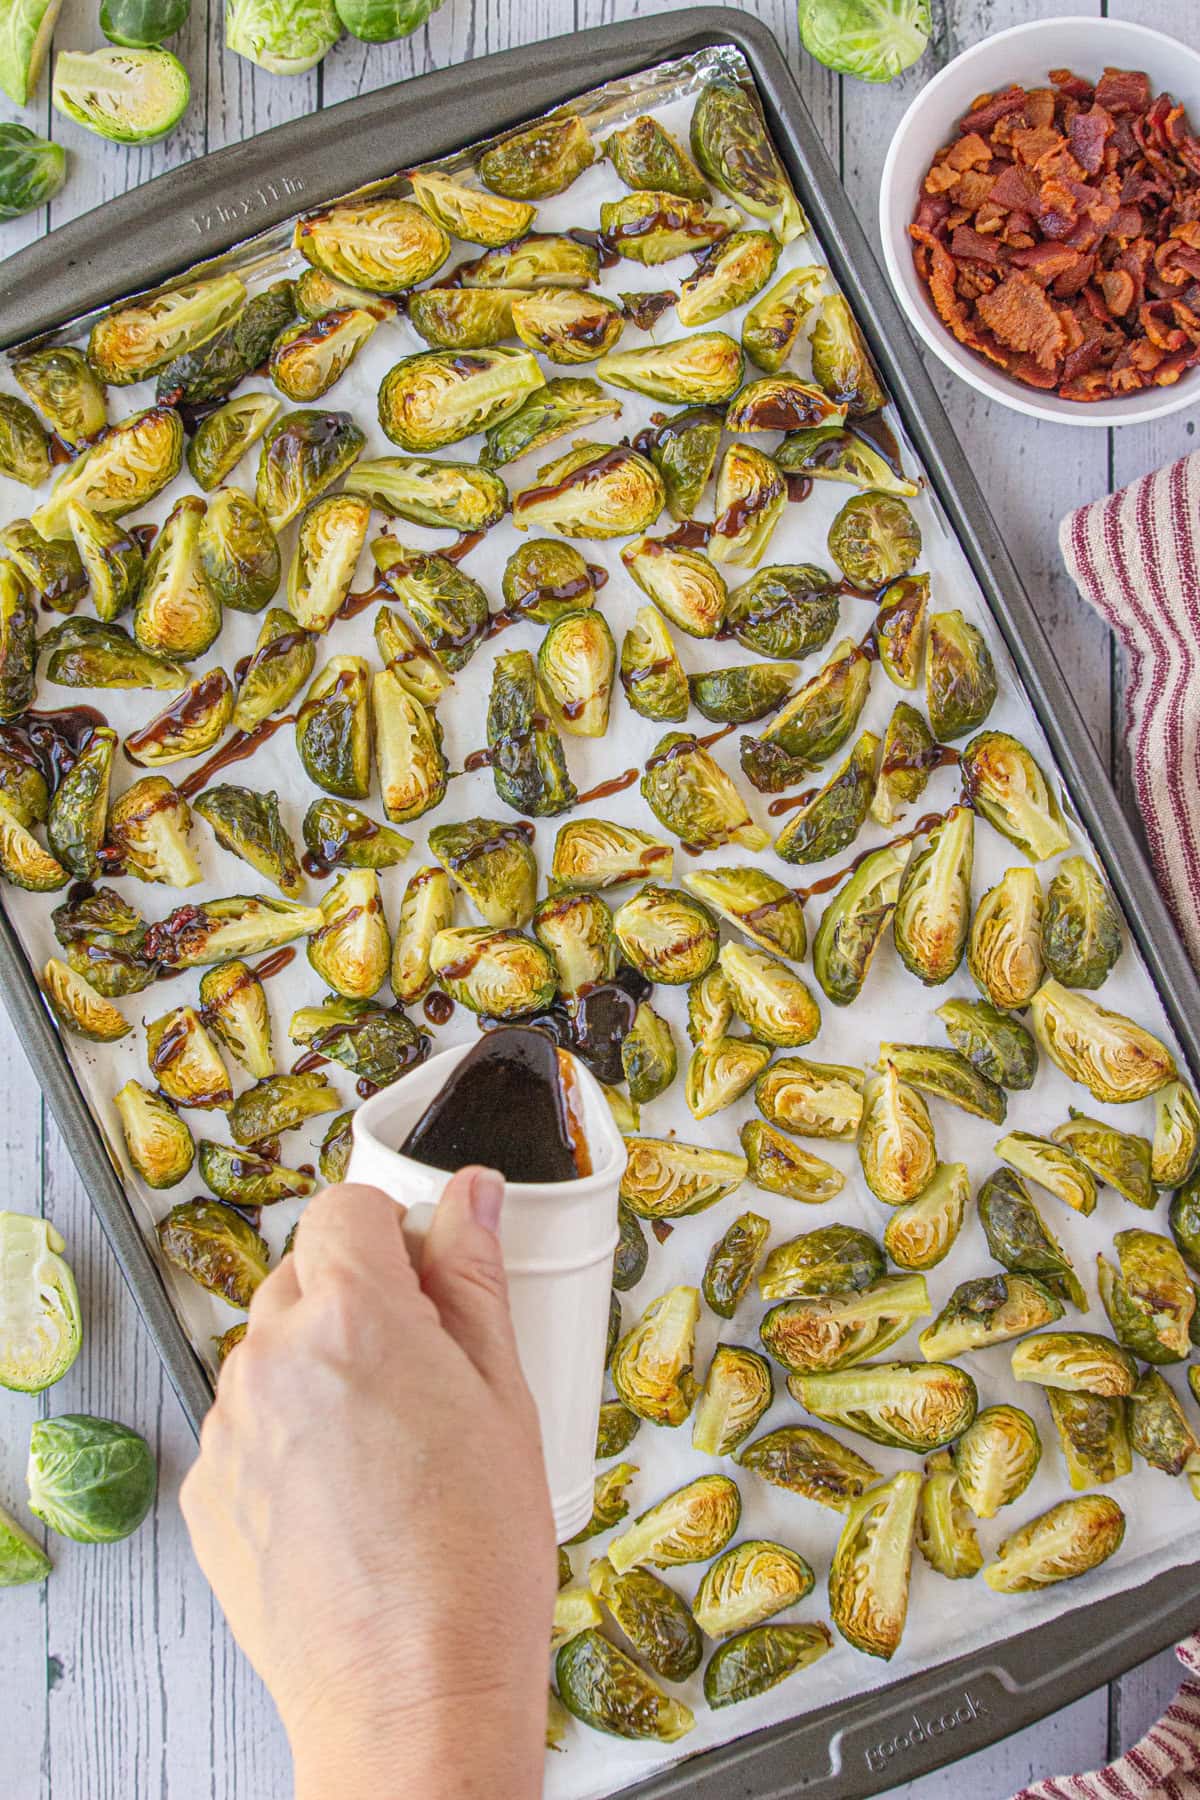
[1010,1635,1200,1799]
[1059,451,1200,972]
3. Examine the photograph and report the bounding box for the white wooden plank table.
[0,0,1195,1793]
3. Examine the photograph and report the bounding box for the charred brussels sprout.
[144,1005,231,1111]
[772,731,879,865]
[1042,855,1122,990]
[196,489,280,616]
[143,894,322,969]
[373,541,487,673]
[1010,1331,1138,1397]
[742,265,826,373]
[429,817,536,929]
[41,959,130,1043]
[294,198,448,293]
[228,1071,339,1146]
[953,1405,1041,1519]
[978,1169,1087,1309]
[692,1344,774,1456]
[233,609,316,736]
[285,494,371,633]
[198,1142,314,1207]
[620,606,688,723]
[709,444,787,568]
[740,638,871,791]
[373,670,448,825]
[742,1120,843,1203]
[691,78,805,242]
[875,1043,1005,1124]
[88,275,245,387]
[555,1629,693,1743]
[1128,1368,1199,1476]
[485,650,574,817]
[619,1002,676,1105]
[762,1276,932,1375]
[705,1623,832,1709]
[303,798,410,874]
[378,347,542,454]
[827,491,920,590]
[604,114,708,198]
[347,458,506,533]
[65,503,143,622]
[390,866,453,1004]
[690,662,801,726]
[52,885,157,996]
[641,734,768,853]
[0,741,47,828]
[290,998,426,1090]
[884,1163,969,1273]
[157,1198,267,1308]
[792,1362,978,1453]
[967,866,1044,1012]
[483,377,621,470]
[124,669,235,769]
[194,785,301,897]
[683,867,807,964]
[702,1211,770,1319]
[187,393,281,493]
[198,961,274,1078]
[295,657,371,801]
[479,113,594,200]
[538,611,615,738]
[406,168,533,247]
[255,410,364,534]
[610,1285,700,1427]
[13,347,106,448]
[1052,1112,1153,1209]
[1046,1388,1131,1490]
[623,538,726,640]
[614,884,719,986]
[608,1472,740,1574]
[738,1423,878,1512]
[588,1559,702,1682]
[810,294,887,415]
[612,1200,649,1295]
[893,804,973,986]
[0,521,87,615]
[919,1274,1062,1360]
[457,232,598,291]
[917,1451,982,1579]
[677,231,781,329]
[511,289,623,364]
[318,1111,354,1184]
[132,496,221,661]
[984,1496,1125,1594]
[551,818,672,892]
[873,581,930,692]
[726,564,840,662]
[759,1227,884,1300]
[828,1469,921,1660]
[32,406,183,540]
[1030,980,1175,1104]
[407,286,516,351]
[0,396,50,489]
[429,927,555,1018]
[513,442,664,540]
[113,1079,193,1187]
[997,1130,1097,1216]
[686,1039,772,1122]
[635,407,722,524]
[1098,1229,1194,1364]
[1156,1083,1200,1190]
[306,869,390,999]
[599,191,739,266]
[926,609,997,741]
[937,997,1038,1091]
[756,1056,864,1140]
[156,281,297,406]
[620,1137,746,1221]
[47,726,116,878]
[718,941,819,1048]
[726,373,846,434]
[597,333,743,407]
[812,842,906,1007]
[960,731,1070,862]
[269,308,380,404]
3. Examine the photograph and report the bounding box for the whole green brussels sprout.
[27,1415,156,1542]
[0,125,64,218]
[225,0,339,73]
[333,0,442,41]
[101,0,190,46]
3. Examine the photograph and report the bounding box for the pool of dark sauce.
[400,1025,589,1184]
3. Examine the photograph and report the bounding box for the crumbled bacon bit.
[977,271,1067,368]
[1095,67,1152,115]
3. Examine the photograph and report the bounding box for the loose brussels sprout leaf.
[740,637,870,790]
[156,282,297,407]
[429,926,555,1018]
[0,796,68,892]
[406,168,534,246]
[961,730,1071,862]
[614,883,719,986]
[997,1129,1097,1217]
[967,865,1044,1012]
[144,894,322,969]
[1156,1082,1200,1190]
[124,667,234,768]
[919,1274,1062,1361]
[481,375,622,470]
[610,1285,700,1428]
[32,406,184,541]
[705,1622,832,1709]
[633,406,723,524]
[597,333,744,406]
[27,1415,156,1544]
[792,1361,977,1453]
[555,1629,694,1743]
[64,503,142,623]
[0,1212,82,1394]
[952,1404,1041,1519]
[884,1162,969,1272]
[612,1200,648,1295]
[188,393,281,493]
[89,274,243,386]
[537,610,615,738]
[742,265,827,373]
[811,294,888,415]
[389,865,453,1004]
[231,608,315,737]
[620,605,689,723]
[0,521,87,616]
[694,1539,815,1639]
[1011,1330,1138,1396]
[739,1423,879,1513]
[198,961,274,1079]
[762,1275,932,1376]
[604,114,708,198]
[378,346,543,453]
[513,442,665,540]
[373,540,488,673]
[1046,1388,1132,1490]
[318,1110,354,1184]
[759,1225,884,1299]
[599,191,740,266]
[41,958,131,1043]
[620,1136,747,1221]
[346,457,506,533]
[0,123,65,220]
[294,198,449,293]
[228,1070,339,1147]
[1042,854,1122,990]
[772,730,879,865]
[429,817,537,928]
[677,231,781,329]
[157,1197,266,1309]
[926,609,997,741]
[1052,1112,1154,1210]
[876,1043,1006,1125]
[812,841,907,1006]
[619,1001,676,1104]
[702,1210,770,1319]
[198,1141,315,1207]
[742,1119,844,1204]
[510,289,624,364]
[374,669,449,826]
[683,866,807,964]
[1098,1228,1195,1364]
[828,1468,920,1660]
[691,78,805,241]
[917,1450,983,1580]
[270,308,380,404]
[690,662,801,726]
[984,1495,1125,1594]
[194,784,301,897]
[531,889,616,1000]
[641,734,769,854]
[0,1501,51,1585]
[623,537,727,640]
[46,726,115,879]
[53,885,158,995]
[692,1343,774,1456]
[255,410,364,534]
[225,0,339,73]
[937,996,1038,1092]
[873,582,930,691]
[892,804,973,985]
[0,396,51,489]
[726,373,846,435]
[719,941,819,1048]
[145,1004,232,1110]
[485,649,574,818]
[608,1471,740,1574]
[709,444,788,569]
[551,818,672,892]
[686,1037,772,1122]
[479,113,594,200]
[756,1055,864,1140]
[306,868,390,1000]
[1128,1368,1199,1477]
[588,1558,703,1682]
[457,232,599,291]
[827,490,920,591]
[407,286,516,351]
[294,656,371,800]
[1030,979,1176,1104]
[131,495,220,661]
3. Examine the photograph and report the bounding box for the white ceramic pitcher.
[346,1040,626,1542]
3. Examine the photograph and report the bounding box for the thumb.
[420,1165,523,1388]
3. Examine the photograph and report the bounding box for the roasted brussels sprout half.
[123,667,235,768]
[155,281,297,406]
[302,798,410,876]
[960,731,1071,863]
[828,1469,920,1660]
[373,669,449,826]
[293,656,370,801]
[718,942,819,1050]
[513,441,664,541]
[1030,980,1176,1104]
[996,1129,1097,1217]
[984,1495,1125,1594]
[741,264,826,372]
[936,996,1039,1091]
[702,1211,770,1321]
[619,605,688,724]
[478,112,593,200]
[294,198,448,293]
[33,406,183,541]
[318,1110,354,1185]
[925,609,997,741]
[1011,1331,1138,1397]
[0,797,67,892]
[0,395,50,489]
[599,190,739,266]
[608,1471,741,1575]
[192,784,298,896]
[198,960,274,1079]
[738,1423,879,1513]
[772,731,879,866]
[917,1451,982,1580]
[47,725,116,879]
[13,347,105,448]
[269,308,379,404]
[691,77,804,240]
[741,1120,844,1204]
[291,996,426,1090]
[232,609,315,738]
[677,231,781,329]
[870,703,936,830]
[373,606,451,712]
[373,543,487,676]
[613,884,719,987]
[280,495,369,635]
[1052,1112,1154,1210]
[1128,1368,1199,1477]
[1157,1084,1200,1190]
[431,821,538,935]
[688,968,732,1057]
[144,894,322,970]
[1098,1228,1195,1364]
[588,1558,702,1682]
[551,1582,604,1651]
[1046,1388,1131,1491]
[389,865,453,1005]
[690,662,801,726]
[88,274,244,387]
[740,637,871,791]
[0,521,86,616]
[893,804,973,986]
[919,1274,1062,1361]
[884,1162,969,1273]
[857,1063,937,1206]
[811,842,906,1007]
[620,1135,746,1222]
[697,1542,816,1644]
[509,289,623,364]
[873,578,930,690]
[607,1195,650,1296]
[603,114,707,197]
[429,927,555,1018]
[596,1397,642,1461]
[967,866,1043,1012]
[378,347,542,454]
[827,491,920,592]
[52,884,157,995]
[726,373,846,435]
[407,286,516,351]
[616,1001,675,1107]
[641,734,769,854]
[555,1629,693,1743]
[348,458,507,535]
[485,649,574,818]
[952,1405,1041,1519]
[528,890,614,1002]
[255,409,364,535]
[756,1056,864,1141]
[623,538,728,642]
[157,1197,267,1309]
[536,610,615,740]
[0,740,47,829]
[759,1226,884,1300]
[709,444,788,569]
[692,1343,774,1457]
[568,1459,639,1544]
[793,1362,978,1453]
[228,1070,339,1147]
[762,1275,932,1375]
[187,393,281,493]
[1042,854,1122,990]
[610,1285,699,1428]
[113,1079,194,1187]
[551,818,672,893]
[705,1622,832,1709]
[0,565,35,725]
[484,377,622,470]
[131,495,220,661]
[808,292,886,414]
[198,1141,314,1208]
[498,541,595,628]
[303,869,388,1000]
[634,406,722,524]
[682,872,805,969]
[145,1003,232,1111]
[597,333,744,407]
[189,490,279,623]
[406,167,534,246]
[977,1169,1086,1309]
[683,1037,768,1123]
[64,503,142,623]
[875,1043,1005,1125]
[41,958,130,1043]
[457,232,599,291]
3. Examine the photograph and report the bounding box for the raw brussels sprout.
[157,1197,266,1307]
[429,817,536,929]
[194,785,300,896]
[407,286,515,351]
[740,637,871,791]
[145,1004,232,1110]
[373,542,487,675]
[610,1285,699,1428]
[738,1423,879,1512]
[742,265,826,373]
[510,289,624,364]
[0,1502,51,1585]
[759,1226,883,1299]
[347,458,506,534]
[198,1141,314,1207]
[47,725,116,879]
[798,0,930,80]
[457,232,598,291]
[691,77,805,241]
[198,960,273,1078]
[41,958,131,1042]
[588,1558,702,1682]
[1011,1331,1138,1396]
[269,308,379,404]
[811,842,906,1007]
[997,1129,1097,1217]
[599,190,739,266]
[330,0,439,48]
[718,942,819,1049]
[726,373,846,435]
[100,0,190,49]
[52,885,157,995]
[809,292,887,415]
[705,1622,832,1709]
[65,503,142,622]
[531,889,615,1000]
[709,444,787,568]
[1046,1388,1131,1490]
[555,1629,693,1743]
[114,1079,194,1186]
[0,396,50,489]
[952,1404,1041,1519]
[686,966,732,1052]
[917,1450,982,1579]
[741,1120,844,1204]
[792,1362,977,1453]
[318,1110,354,1184]
[429,926,555,1018]
[1030,979,1176,1104]
[229,609,314,737]
[597,333,744,407]
[702,1211,770,1320]
[0,522,86,615]
[608,1471,740,1574]
[255,410,364,534]
[407,168,534,246]
[187,393,281,493]
[0,124,65,222]
[228,1070,339,1146]
[604,114,708,197]
[1098,1228,1194,1364]
[634,406,722,524]
[686,1037,772,1121]
[144,894,321,969]
[0,1212,82,1394]
[960,730,1071,862]
[483,377,621,470]
[620,1136,746,1221]
[883,1162,969,1272]
[1128,1368,1199,1477]
[691,1344,774,1456]
[614,884,719,987]
[967,866,1044,1012]
[875,1043,1005,1125]
[1052,1112,1154,1210]
[1042,855,1122,991]
[984,1495,1125,1594]
[641,734,768,854]
[623,538,726,641]
[27,1415,156,1544]
[919,1274,1062,1361]
[677,231,781,329]
[132,496,221,661]
[378,347,542,454]
[291,997,426,1090]
[978,1168,1087,1309]
[388,865,452,1004]
[513,442,664,540]
[690,662,801,726]
[620,605,688,723]
[536,610,615,739]
[926,609,997,741]
[479,113,593,200]
[937,996,1038,1091]
[88,275,244,387]
[124,667,235,768]
[568,1460,638,1544]
[893,803,973,985]
[756,1055,864,1140]
[1156,1083,1200,1190]
[304,868,389,999]
[156,281,297,407]
[293,656,370,801]
[225,0,338,74]
[828,1469,920,1659]
[827,491,920,591]
[0,798,67,892]
[772,731,879,865]
[485,649,574,817]
[762,1275,931,1375]
[618,1002,676,1106]
[857,1063,936,1206]
[32,406,183,540]
[295,198,448,293]
[373,669,448,825]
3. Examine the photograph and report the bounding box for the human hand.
[181,1170,556,1800]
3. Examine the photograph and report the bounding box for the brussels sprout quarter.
[199,961,274,1079]
[483,378,621,470]
[555,1629,693,1743]
[1046,1388,1131,1491]
[686,1038,772,1122]
[678,231,780,329]
[611,1285,700,1427]
[702,1211,770,1319]
[688,968,733,1053]
[641,734,768,854]
[599,192,739,266]
[740,637,870,791]
[14,347,104,448]
[145,1004,232,1110]
[984,1496,1125,1594]
[256,410,364,533]
[1042,855,1122,990]
[760,1226,884,1300]
[828,1469,921,1659]
[188,393,281,493]
[884,1163,969,1273]
[692,1344,773,1455]
[925,610,998,741]
[738,1423,879,1512]
[960,731,1070,862]
[812,841,906,1006]
[1011,1331,1138,1397]
[772,732,878,865]
[811,294,887,415]
[636,406,723,524]
[1098,1228,1194,1364]
[893,804,973,986]
[710,444,787,568]
[41,959,131,1044]
[741,1120,844,1204]
[919,1275,1062,1361]
[791,1362,977,1452]
[480,113,594,200]
[1030,980,1176,1104]
[691,78,805,242]
[742,265,826,373]
[407,169,535,247]
[620,1136,746,1221]
[705,1622,833,1709]
[1156,1082,1200,1189]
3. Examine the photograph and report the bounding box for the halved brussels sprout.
[759,1226,883,1300]
[537,610,615,739]
[145,1004,232,1110]
[124,668,235,768]
[742,264,826,372]
[810,293,887,414]
[599,190,739,265]
[0,521,87,616]
[0,1210,81,1397]
[1042,855,1122,990]
[373,543,487,675]
[762,1275,931,1375]
[1098,1228,1194,1364]
[199,1141,315,1207]
[709,444,787,568]
[113,1079,194,1187]
[155,281,297,407]
[642,735,769,854]
[597,333,744,407]
[610,1285,700,1428]
[347,458,507,534]
[65,502,142,622]
[738,1423,878,1512]
[407,168,534,246]
[1052,1112,1153,1210]
[702,1211,770,1320]
[677,230,781,329]
[318,1111,354,1185]
[742,1119,844,1204]
[1030,980,1176,1105]
[0,395,50,489]
[952,1405,1041,1519]
[967,865,1043,1012]
[387,865,453,1004]
[41,958,130,1042]
[876,1043,1006,1125]
[0,797,67,892]
[997,1129,1097,1217]
[551,819,672,892]
[791,1362,977,1453]
[144,894,322,970]
[858,1064,936,1206]
[608,1471,740,1574]
[88,275,244,386]
[378,347,542,454]
[373,669,448,825]
[228,1070,339,1146]
[13,347,106,449]
[984,1495,1125,1594]
[893,804,972,985]
[294,656,371,801]
[917,1451,982,1580]
[726,374,845,435]
[925,609,997,741]
[407,286,516,351]
[1128,1368,1199,1477]
[694,1540,814,1641]
[269,309,379,404]
[619,605,688,723]
[194,785,300,896]
[510,289,624,364]
[1156,1083,1200,1190]
[426,827,536,944]
[828,1469,920,1660]
[187,393,281,493]
[528,892,612,1004]
[290,997,426,1091]
[479,113,593,200]
[303,797,410,875]
[33,406,183,542]
[919,1274,1062,1361]
[132,496,221,661]
[772,731,879,866]
[555,1629,693,1743]
[936,997,1039,1091]
[485,649,574,818]
[588,1558,702,1682]
[1010,1331,1138,1396]
[690,663,802,727]
[620,1136,747,1222]
[634,406,722,524]
[281,494,370,634]
[457,232,598,291]
[617,1001,675,1106]
[960,731,1071,862]
[255,409,364,534]
[429,927,555,1018]
[52,884,156,994]
[692,1343,774,1456]
[297,270,379,322]
[884,1162,969,1272]
[683,873,805,970]
[691,77,805,241]
[613,884,719,987]
[597,1398,642,1460]
[46,725,115,879]
[686,1038,773,1122]
[1046,1388,1131,1490]
[869,586,929,704]
[305,868,389,1000]
[513,442,665,540]
[568,1460,638,1544]
[294,198,449,293]
[198,960,274,1079]
[374,607,451,711]
[232,609,315,737]
[197,489,280,618]
[756,1056,864,1140]
[157,1197,267,1308]
[604,114,708,197]
[499,540,595,627]
[627,545,727,649]
[811,842,906,1007]
[827,491,921,593]
[705,1623,832,1709]
[483,376,622,470]
[718,942,819,1049]
[740,638,871,792]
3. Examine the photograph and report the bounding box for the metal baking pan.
[3,10,1199,1796]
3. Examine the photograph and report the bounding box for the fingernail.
[471,1168,504,1235]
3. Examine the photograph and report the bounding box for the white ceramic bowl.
[878,16,1200,427]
